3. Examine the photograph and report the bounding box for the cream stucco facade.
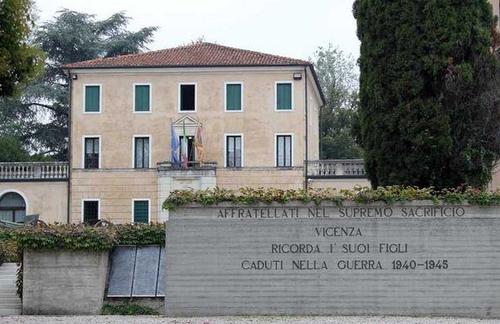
[68,66,322,223]
[0,181,68,224]
[490,165,500,191]
[70,67,320,169]
[492,0,500,23]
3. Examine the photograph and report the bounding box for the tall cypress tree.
[353,0,500,189]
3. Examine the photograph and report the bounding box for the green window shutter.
[226,84,242,111]
[135,85,150,111]
[85,86,100,112]
[276,83,292,110]
[134,200,149,223]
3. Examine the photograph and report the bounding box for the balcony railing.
[307,159,366,178]
[157,161,218,171]
[0,162,69,181]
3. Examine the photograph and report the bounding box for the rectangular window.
[134,137,150,168]
[226,135,242,168]
[179,84,196,111]
[84,85,101,112]
[276,135,292,167]
[225,83,242,111]
[276,82,292,110]
[134,84,151,112]
[83,200,99,223]
[133,200,149,224]
[84,137,100,169]
[178,136,195,163]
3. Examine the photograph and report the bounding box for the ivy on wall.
[0,223,165,252]
[0,223,165,298]
[163,186,500,210]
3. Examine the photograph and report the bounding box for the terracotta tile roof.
[63,42,311,69]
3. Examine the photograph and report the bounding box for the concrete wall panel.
[23,250,108,315]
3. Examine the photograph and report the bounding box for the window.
[84,85,101,113]
[134,84,151,112]
[133,200,149,224]
[276,135,292,167]
[179,84,196,111]
[225,135,242,168]
[0,192,26,223]
[134,136,150,168]
[276,82,293,110]
[84,137,100,169]
[178,136,195,163]
[82,200,99,223]
[225,83,242,111]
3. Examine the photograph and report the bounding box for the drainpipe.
[304,66,309,190]
[67,72,72,224]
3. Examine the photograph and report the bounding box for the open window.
[179,136,195,163]
[82,200,99,223]
[179,84,196,112]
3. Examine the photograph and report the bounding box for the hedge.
[163,186,500,210]
[0,223,165,252]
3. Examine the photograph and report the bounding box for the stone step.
[0,263,21,315]
[0,308,22,316]
[0,292,21,305]
[0,264,18,270]
[0,301,21,307]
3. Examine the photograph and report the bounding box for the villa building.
[492,0,500,27]
[0,43,367,225]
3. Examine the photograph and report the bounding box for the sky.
[33,0,360,62]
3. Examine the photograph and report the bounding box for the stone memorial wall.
[166,202,500,317]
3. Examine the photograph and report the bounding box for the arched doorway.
[0,192,26,223]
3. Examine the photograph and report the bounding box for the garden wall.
[23,250,108,315]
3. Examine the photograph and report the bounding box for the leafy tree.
[0,10,157,160]
[442,55,500,188]
[312,44,362,159]
[353,0,500,189]
[0,136,29,162]
[0,0,43,96]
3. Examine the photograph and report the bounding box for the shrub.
[101,302,160,315]
[0,240,20,263]
[1,223,165,252]
[163,186,500,210]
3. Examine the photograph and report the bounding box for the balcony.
[157,161,218,178]
[0,162,69,181]
[157,161,217,171]
[307,159,366,179]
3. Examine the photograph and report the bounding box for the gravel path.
[1,316,499,324]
